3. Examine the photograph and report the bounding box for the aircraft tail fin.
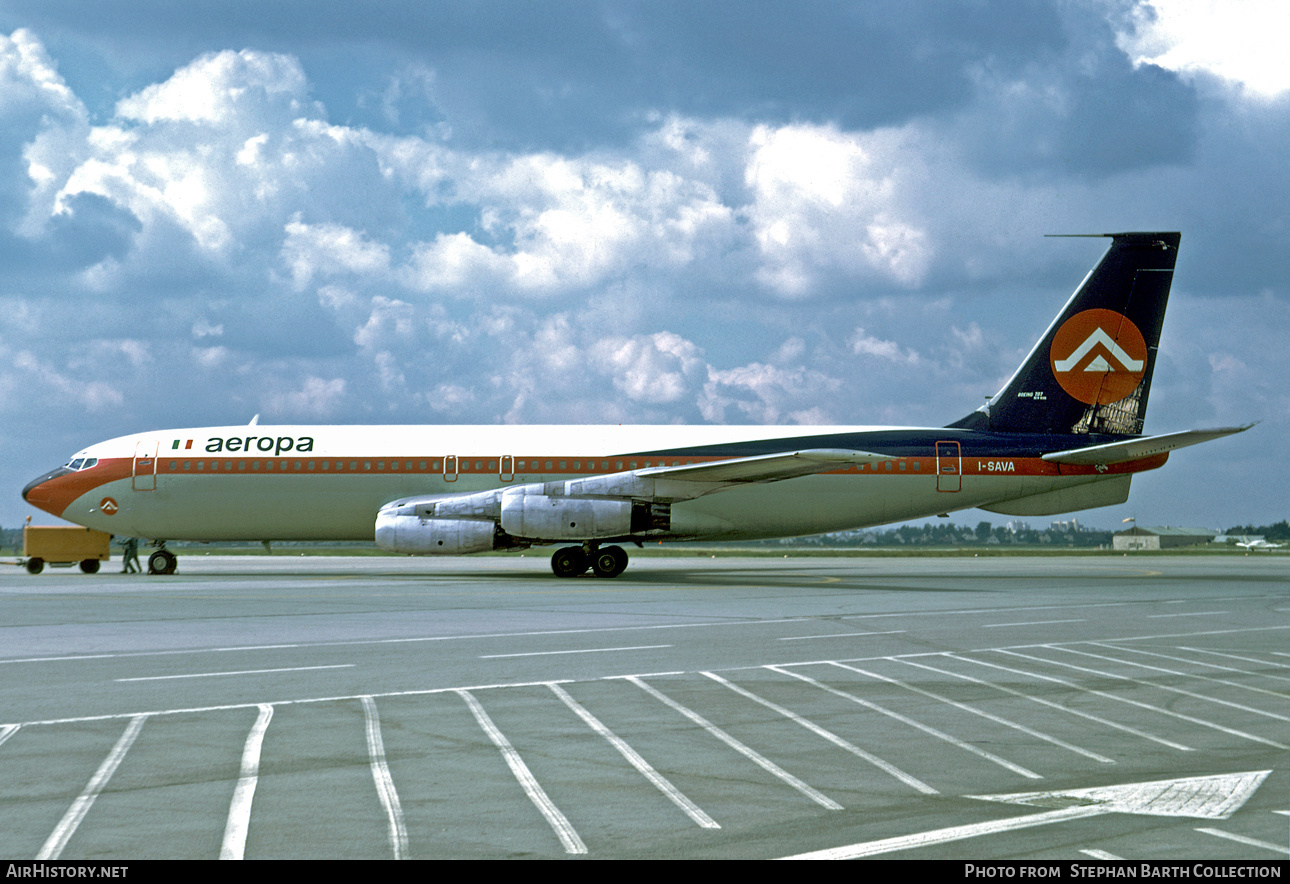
[949,232,1180,436]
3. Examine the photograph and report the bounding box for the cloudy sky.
[2,0,1286,533]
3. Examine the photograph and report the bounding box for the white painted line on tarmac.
[480,644,671,659]
[1055,646,1290,723]
[838,662,1114,764]
[362,696,409,860]
[944,653,1193,751]
[0,724,18,748]
[998,649,1289,750]
[795,663,1042,779]
[905,655,1189,751]
[1089,642,1290,701]
[780,771,1271,860]
[220,704,273,861]
[547,683,719,829]
[115,664,355,682]
[778,631,905,641]
[457,688,587,855]
[0,619,817,666]
[783,805,1102,859]
[37,714,148,860]
[983,619,1086,628]
[705,670,937,795]
[1080,849,1124,860]
[1179,647,1290,682]
[1147,611,1229,618]
[1194,827,1287,853]
[626,675,843,811]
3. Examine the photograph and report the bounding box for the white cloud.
[353,296,416,350]
[1117,0,1290,98]
[262,375,347,418]
[699,360,840,424]
[849,327,920,365]
[590,331,705,404]
[7,349,124,412]
[0,29,90,235]
[283,219,392,289]
[116,49,309,124]
[745,123,931,294]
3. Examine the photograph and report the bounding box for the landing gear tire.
[591,545,628,578]
[25,557,43,575]
[80,559,100,574]
[148,549,177,575]
[550,547,589,578]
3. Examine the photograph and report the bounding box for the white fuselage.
[29,424,1143,544]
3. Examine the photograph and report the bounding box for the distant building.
[1113,526,1218,551]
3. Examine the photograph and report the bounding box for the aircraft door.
[443,455,458,482]
[132,441,158,491]
[499,455,514,482]
[935,441,961,492]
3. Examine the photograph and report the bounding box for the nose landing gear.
[147,545,178,575]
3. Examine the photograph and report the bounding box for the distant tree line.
[749,520,1115,548]
[1224,520,1290,541]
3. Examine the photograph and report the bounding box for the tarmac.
[1,553,1287,859]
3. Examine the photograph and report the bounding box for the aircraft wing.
[636,448,889,483]
[1042,425,1253,466]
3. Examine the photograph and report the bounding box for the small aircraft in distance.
[1235,538,1283,551]
[23,231,1249,577]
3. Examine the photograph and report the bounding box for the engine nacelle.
[500,492,632,540]
[375,513,498,555]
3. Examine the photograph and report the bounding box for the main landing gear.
[550,543,629,578]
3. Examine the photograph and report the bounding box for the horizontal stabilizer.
[1042,425,1252,466]
[639,448,888,483]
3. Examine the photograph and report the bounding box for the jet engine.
[374,513,499,555]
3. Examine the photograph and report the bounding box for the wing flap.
[1042,425,1252,466]
[637,448,888,483]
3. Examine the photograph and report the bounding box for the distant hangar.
[1113,526,1218,551]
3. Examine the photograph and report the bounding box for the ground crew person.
[121,536,140,574]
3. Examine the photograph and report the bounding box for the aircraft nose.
[22,467,71,506]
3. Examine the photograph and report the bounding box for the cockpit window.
[65,457,97,471]
[69,459,84,470]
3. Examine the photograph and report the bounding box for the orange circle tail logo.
[1049,309,1148,405]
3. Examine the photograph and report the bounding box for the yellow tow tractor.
[20,523,112,574]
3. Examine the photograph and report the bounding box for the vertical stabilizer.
[950,232,1180,436]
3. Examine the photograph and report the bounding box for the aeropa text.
[204,436,315,455]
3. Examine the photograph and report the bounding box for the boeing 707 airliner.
[22,232,1248,577]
